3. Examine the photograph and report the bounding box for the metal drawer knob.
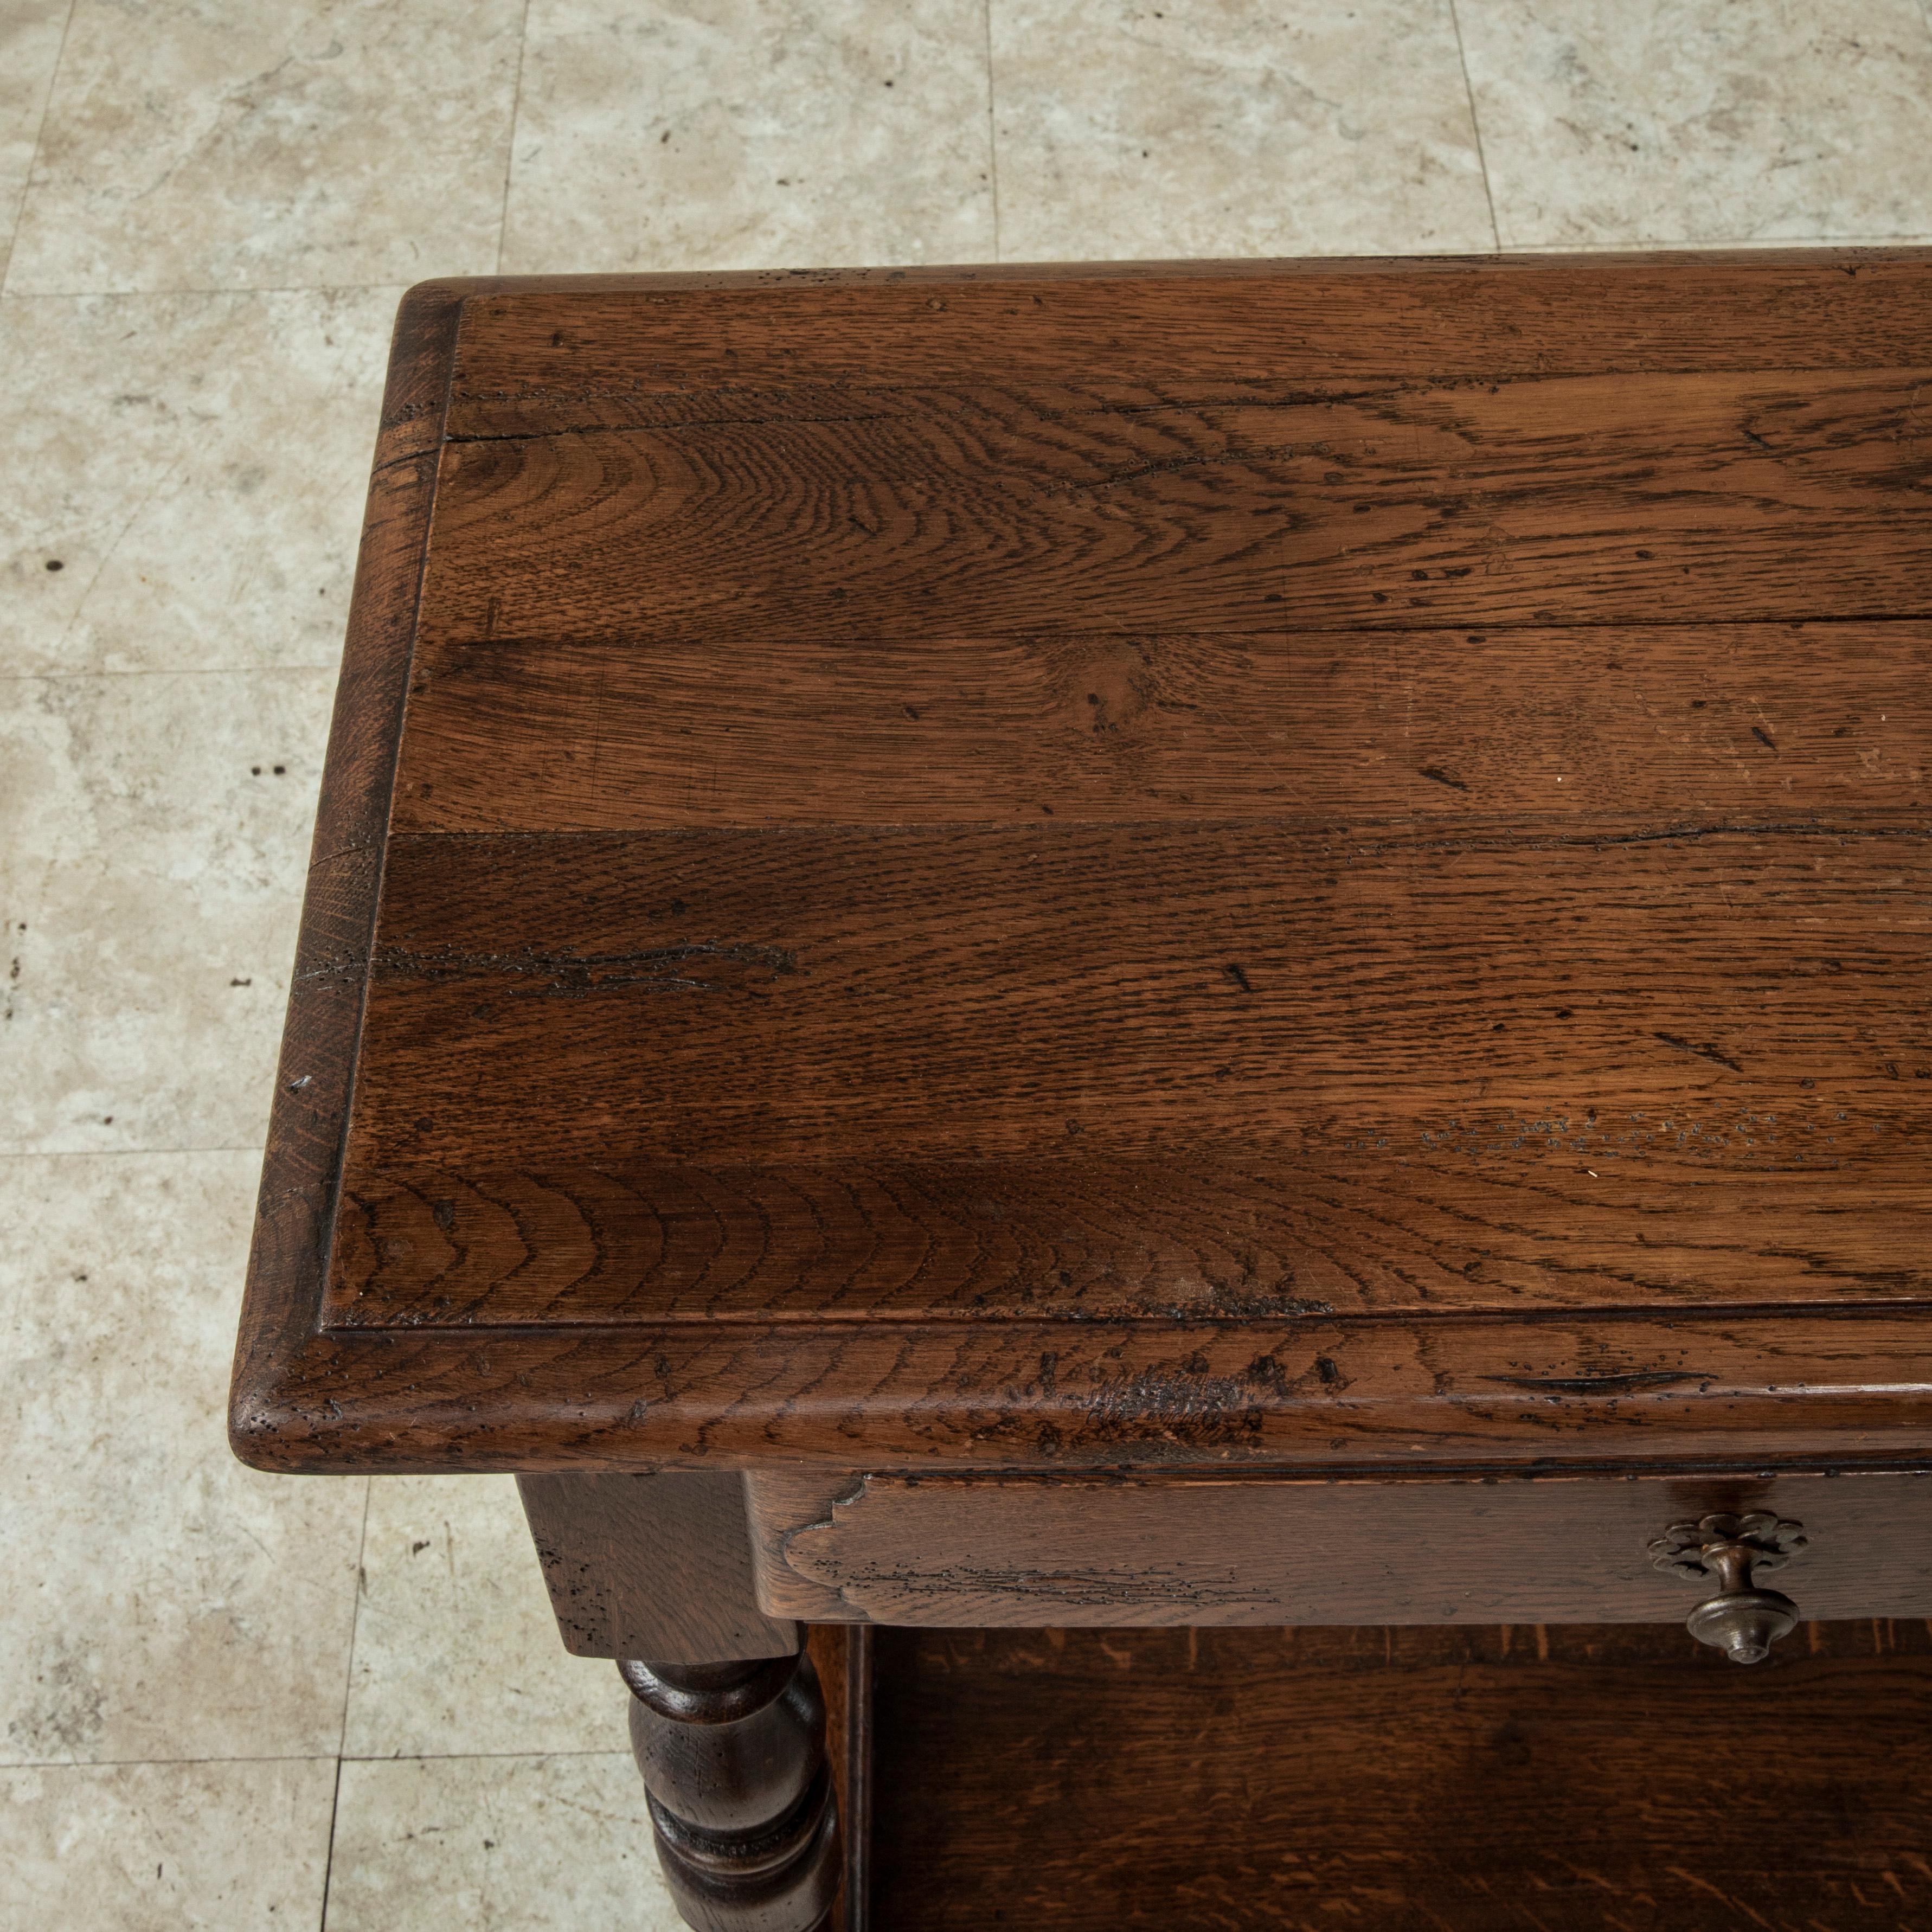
[1648,1512,1807,1664]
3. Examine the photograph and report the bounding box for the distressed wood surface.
[345,826,1929,1157]
[230,278,459,1432]
[328,810,1928,1325]
[232,252,1932,1475]
[748,1467,1932,1628]
[392,621,1930,833]
[517,1471,798,1663]
[418,369,1932,643]
[866,1619,1932,1930]
[325,1146,1930,1328]
[234,1312,1932,1473]
[444,252,1932,426]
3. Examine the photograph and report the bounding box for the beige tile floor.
[2,1,1930,1924]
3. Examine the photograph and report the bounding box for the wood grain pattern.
[832,1626,868,1932]
[230,253,1932,1477]
[416,370,1932,646]
[866,1620,1932,1930]
[325,1147,1932,1327]
[345,825,1930,1159]
[445,252,1932,433]
[232,1311,1932,1473]
[805,1625,862,1932]
[323,811,1929,1327]
[230,278,459,1440]
[517,1471,797,1663]
[748,1467,1932,1627]
[391,621,1931,833]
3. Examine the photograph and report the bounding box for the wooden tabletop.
[232,251,1932,1477]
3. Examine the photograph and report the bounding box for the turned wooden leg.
[517,1474,844,1927]
[621,1632,840,1932]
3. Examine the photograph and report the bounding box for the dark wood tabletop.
[230,249,1932,1478]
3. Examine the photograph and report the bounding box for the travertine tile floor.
[2,1,1930,1924]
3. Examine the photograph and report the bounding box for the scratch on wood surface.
[1652,1031,1744,1074]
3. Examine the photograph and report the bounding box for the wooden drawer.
[748,1467,1932,1628]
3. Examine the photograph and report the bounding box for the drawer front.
[747,1468,1932,1628]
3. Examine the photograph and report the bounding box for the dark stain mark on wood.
[1652,1031,1745,1073]
[374,938,797,997]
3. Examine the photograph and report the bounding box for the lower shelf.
[811,1620,1932,1930]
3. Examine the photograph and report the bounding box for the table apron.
[746,1467,1932,1628]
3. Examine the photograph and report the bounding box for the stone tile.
[2,287,396,678]
[0,669,331,1153]
[0,2,69,287]
[990,0,1494,262]
[344,1475,630,1761]
[1459,0,1932,248]
[500,0,995,274]
[0,1757,336,1930]
[0,1153,365,1764]
[7,0,523,294]
[327,1754,681,1932]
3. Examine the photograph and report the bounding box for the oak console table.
[233,252,1932,1928]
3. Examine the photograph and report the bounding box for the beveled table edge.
[229,253,1932,1478]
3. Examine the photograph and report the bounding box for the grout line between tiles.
[0,281,415,301]
[983,0,1001,262]
[0,1752,345,1771]
[337,1480,374,1759]
[317,1481,371,1927]
[1445,0,1501,253]
[0,1136,268,1151]
[496,0,534,276]
[336,1749,637,1764]
[317,1756,344,1932]
[0,0,76,299]
[0,1748,634,1771]
[0,664,342,683]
